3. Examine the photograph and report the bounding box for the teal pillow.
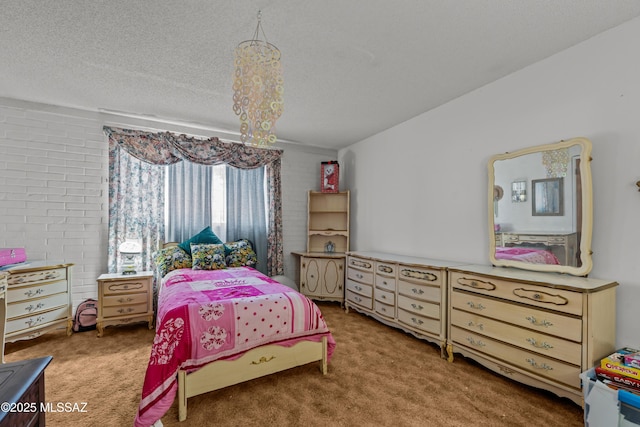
[191,243,227,271]
[178,226,223,255]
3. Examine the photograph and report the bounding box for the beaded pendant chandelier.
[232,11,284,147]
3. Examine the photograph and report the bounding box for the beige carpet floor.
[4,302,584,427]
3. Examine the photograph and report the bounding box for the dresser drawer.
[450,290,581,342]
[347,267,373,285]
[397,308,439,335]
[374,300,394,319]
[451,309,582,365]
[398,265,442,286]
[7,268,66,286]
[397,295,440,319]
[450,271,583,316]
[346,290,373,310]
[102,278,150,295]
[102,292,148,308]
[450,326,581,388]
[346,279,373,298]
[375,274,396,291]
[397,280,440,303]
[347,256,374,271]
[6,292,68,319]
[5,305,68,335]
[102,302,149,318]
[375,287,395,305]
[7,279,68,303]
[375,262,396,276]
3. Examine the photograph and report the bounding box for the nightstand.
[96,271,154,337]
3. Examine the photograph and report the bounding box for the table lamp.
[119,239,141,275]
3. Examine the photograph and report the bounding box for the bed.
[134,239,336,426]
[495,246,560,265]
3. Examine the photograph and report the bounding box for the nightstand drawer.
[102,292,148,308]
[103,279,150,295]
[102,302,149,318]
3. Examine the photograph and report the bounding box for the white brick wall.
[0,97,338,310]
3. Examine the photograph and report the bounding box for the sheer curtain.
[165,162,226,243]
[226,166,268,273]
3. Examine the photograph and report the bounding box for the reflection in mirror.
[488,137,593,276]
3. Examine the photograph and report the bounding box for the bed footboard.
[177,336,328,422]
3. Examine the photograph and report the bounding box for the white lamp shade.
[119,239,142,254]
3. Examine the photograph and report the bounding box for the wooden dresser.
[5,262,73,343]
[447,264,617,405]
[96,271,154,336]
[345,252,463,356]
[0,272,7,363]
[0,356,52,427]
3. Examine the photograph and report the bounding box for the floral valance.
[103,126,283,169]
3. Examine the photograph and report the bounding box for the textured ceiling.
[2,1,640,149]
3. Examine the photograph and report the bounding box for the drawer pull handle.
[356,273,363,279]
[457,278,496,291]
[381,295,386,299]
[118,307,135,314]
[467,321,483,330]
[513,288,568,306]
[25,288,44,297]
[526,338,553,350]
[525,316,553,328]
[411,303,424,311]
[411,288,424,295]
[351,260,371,269]
[378,266,393,274]
[355,285,362,291]
[411,317,424,325]
[354,296,362,303]
[466,337,486,347]
[526,358,553,371]
[118,297,134,303]
[25,303,45,312]
[467,301,485,310]
[401,269,437,282]
[25,316,45,327]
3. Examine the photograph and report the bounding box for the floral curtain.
[104,126,284,276]
[107,136,165,274]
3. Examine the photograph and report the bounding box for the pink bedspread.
[134,267,336,427]
[495,246,560,265]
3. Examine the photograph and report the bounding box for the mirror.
[488,137,593,276]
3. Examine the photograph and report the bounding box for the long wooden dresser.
[345,251,464,356]
[4,262,74,343]
[446,264,617,405]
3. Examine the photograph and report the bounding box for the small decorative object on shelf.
[320,161,339,193]
[325,241,335,253]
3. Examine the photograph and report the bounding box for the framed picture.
[511,180,527,202]
[320,161,339,193]
[532,177,564,216]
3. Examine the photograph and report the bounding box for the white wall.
[0,98,337,310]
[340,17,640,347]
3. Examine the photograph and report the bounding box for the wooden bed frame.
[160,242,329,422]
